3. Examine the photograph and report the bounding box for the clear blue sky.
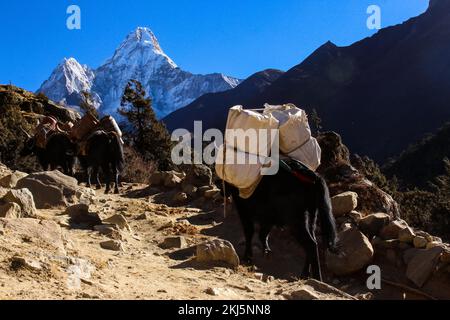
[0,0,429,91]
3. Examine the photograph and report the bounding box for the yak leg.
[238,213,255,264]
[296,212,323,281]
[91,167,101,189]
[86,167,92,188]
[102,164,111,194]
[259,223,272,258]
[112,165,120,194]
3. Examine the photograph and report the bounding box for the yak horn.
[20,126,32,139]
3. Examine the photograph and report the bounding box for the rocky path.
[0,180,353,300]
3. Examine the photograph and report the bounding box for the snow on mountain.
[38,27,240,118]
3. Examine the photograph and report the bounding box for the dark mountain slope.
[384,123,450,190]
[164,0,450,163]
[163,69,284,132]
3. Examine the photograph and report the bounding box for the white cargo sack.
[216,104,321,199]
[263,103,321,171]
[215,106,279,198]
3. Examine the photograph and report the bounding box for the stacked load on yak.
[216,104,321,199]
[70,112,99,142]
[70,113,123,155]
[33,116,74,148]
[98,115,124,144]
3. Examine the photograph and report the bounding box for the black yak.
[223,159,338,281]
[79,130,124,194]
[20,131,76,176]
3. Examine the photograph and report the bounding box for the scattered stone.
[415,230,434,242]
[103,214,131,232]
[426,241,443,250]
[181,164,213,187]
[94,225,123,240]
[284,286,320,300]
[379,220,408,240]
[159,236,187,249]
[182,184,198,197]
[136,212,150,220]
[0,202,21,218]
[331,192,358,217]
[149,172,164,186]
[196,239,240,268]
[398,226,416,243]
[254,273,264,281]
[441,250,450,264]
[205,287,219,296]
[204,188,221,199]
[326,227,374,276]
[164,172,184,188]
[0,171,28,188]
[197,186,212,196]
[406,246,444,287]
[413,236,428,249]
[66,204,102,229]
[173,192,188,204]
[2,189,37,217]
[10,256,42,271]
[100,240,124,252]
[358,212,390,236]
[159,219,176,230]
[348,211,363,222]
[372,238,401,250]
[204,287,237,298]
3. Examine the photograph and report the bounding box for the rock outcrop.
[317,132,400,218]
[16,171,95,209]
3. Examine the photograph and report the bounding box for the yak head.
[19,127,37,157]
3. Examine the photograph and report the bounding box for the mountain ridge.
[164,0,450,163]
[38,27,241,118]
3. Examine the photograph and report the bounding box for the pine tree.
[79,91,99,118]
[310,108,323,134]
[118,80,173,170]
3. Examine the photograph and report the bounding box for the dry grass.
[121,146,157,184]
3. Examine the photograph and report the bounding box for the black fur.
[80,130,124,194]
[224,160,338,281]
[21,133,76,176]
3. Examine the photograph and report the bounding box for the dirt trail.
[0,183,373,300]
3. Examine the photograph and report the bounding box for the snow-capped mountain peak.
[38,27,240,118]
[39,57,95,105]
[107,27,177,69]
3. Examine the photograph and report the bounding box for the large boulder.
[405,246,445,287]
[0,171,28,188]
[326,227,374,276]
[2,189,36,217]
[379,220,409,240]
[317,132,400,218]
[331,192,358,217]
[0,218,66,255]
[181,164,213,188]
[196,239,240,268]
[16,171,82,209]
[358,213,391,237]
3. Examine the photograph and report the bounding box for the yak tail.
[315,176,338,252]
[109,133,125,172]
